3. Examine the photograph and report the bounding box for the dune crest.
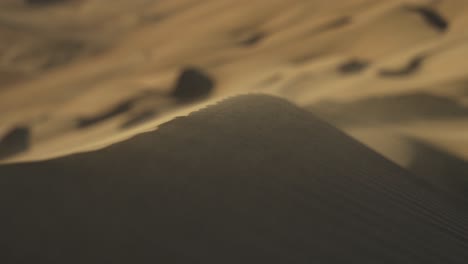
[1,95,467,263]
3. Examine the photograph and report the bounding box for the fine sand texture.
[0,0,467,178]
[1,95,467,263]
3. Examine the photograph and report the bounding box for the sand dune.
[0,0,467,173]
[1,95,467,263]
[2,1,468,262]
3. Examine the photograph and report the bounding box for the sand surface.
[2,2,468,261]
[1,95,467,263]
[0,0,467,178]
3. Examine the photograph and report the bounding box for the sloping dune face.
[1,95,468,263]
[0,0,467,173]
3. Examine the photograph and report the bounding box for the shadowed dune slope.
[1,95,468,263]
[407,137,468,201]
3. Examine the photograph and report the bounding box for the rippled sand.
[0,0,466,178]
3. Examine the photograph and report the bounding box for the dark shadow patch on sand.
[76,91,161,128]
[378,55,426,77]
[406,6,448,32]
[77,100,134,128]
[337,59,369,74]
[309,93,468,126]
[120,110,158,129]
[141,13,168,24]
[290,53,322,65]
[0,126,30,159]
[407,138,468,203]
[171,67,215,103]
[318,16,352,32]
[239,32,266,46]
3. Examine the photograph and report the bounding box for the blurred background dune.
[0,0,466,180]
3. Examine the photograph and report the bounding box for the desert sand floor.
[2,95,467,263]
[0,0,467,175]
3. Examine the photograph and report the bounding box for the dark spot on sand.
[142,13,167,23]
[337,59,369,74]
[290,53,322,64]
[319,16,352,32]
[406,6,448,32]
[239,32,266,46]
[171,67,215,102]
[77,101,134,128]
[77,91,163,128]
[0,126,30,159]
[120,110,158,129]
[379,56,426,77]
